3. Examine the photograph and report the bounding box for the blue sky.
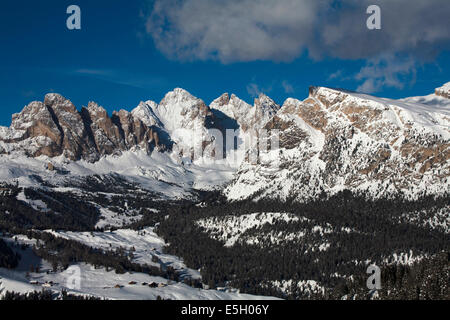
[0,0,449,126]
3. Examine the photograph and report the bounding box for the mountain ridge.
[0,84,449,202]
[226,85,450,201]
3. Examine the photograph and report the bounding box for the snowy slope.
[0,150,235,200]
[0,263,278,300]
[45,227,201,279]
[0,234,279,300]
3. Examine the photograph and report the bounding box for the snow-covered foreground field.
[0,263,277,300]
[0,233,279,300]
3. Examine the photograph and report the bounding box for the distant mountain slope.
[435,82,450,99]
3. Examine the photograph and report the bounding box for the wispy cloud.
[21,90,36,98]
[281,80,295,94]
[75,69,114,76]
[355,54,417,93]
[246,83,262,97]
[246,82,273,98]
[328,70,343,81]
[71,68,167,90]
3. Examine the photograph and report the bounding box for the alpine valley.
[0,83,449,300]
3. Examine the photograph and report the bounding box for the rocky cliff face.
[225,85,450,201]
[210,93,280,132]
[0,89,228,162]
[0,94,162,161]
[435,82,450,99]
[45,94,98,161]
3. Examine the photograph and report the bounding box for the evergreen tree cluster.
[0,238,20,269]
[0,187,100,232]
[334,251,449,300]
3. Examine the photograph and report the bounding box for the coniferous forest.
[0,183,448,300]
[152,191,449,299]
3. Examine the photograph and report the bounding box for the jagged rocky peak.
[83,102,120,139]
[0,94,167,161]
[159,88,211,124]
[131,100,160,127]
[210,93,252,129]
[7,100,63,159]
[113,109,153,150]
[254,93,280,114]
[1,94,84,159]
[157,88,211,132]
[86,101,109,117]
[308,86,351,108]
[160,88,207,112]
[229,94,251,111]
[44,93,76,111]
[279,94,329,133]
[44,94,97,161]
[161,87,199,104]
[211,93,230,107]
[435,82,450,99]
[254,94,280,125]
[11,100,54,131]
[210,93,279,132]
[210,93,250,113]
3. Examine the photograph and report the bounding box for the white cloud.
[146,0,325,63]
[144,0,450,63]
[246,83,261,97]
[246,82,274,97]
[71,68,167,90]
[355,54,417,93]
[143,0,450,93]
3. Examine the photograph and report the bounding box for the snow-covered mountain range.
[0,83,449,202]
[0,83,449,301]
